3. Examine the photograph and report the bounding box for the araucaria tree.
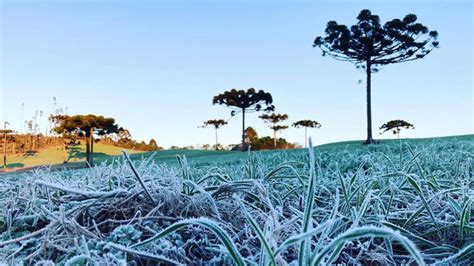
[51,114,120,165]
[292,120,321,148]
[380,119,414,138]
[313,9,438,144]
[202,119,228,150]
[213,88,274,151]
[259,113,289,148]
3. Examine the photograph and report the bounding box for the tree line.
[49,114,161,166]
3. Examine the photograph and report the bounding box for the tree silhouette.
[50,114,120,165]
[201,119,228,150]
[380,119,414,138]
[148,138,159,150]
[259,113,289,148]
[313,9,438,144]
[213,88,274,151]
[293,120,321,148]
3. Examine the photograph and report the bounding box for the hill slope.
[2,134,472,172]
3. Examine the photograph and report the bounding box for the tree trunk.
[273,128,277,148]
[241,108,246,152]
[304,127,307,148]
[364,59,374,144]
[85,135,90,165]
[89,128,94,166]
[215,127,218,151]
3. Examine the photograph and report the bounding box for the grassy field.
[1,143,143,170]
[3,134,472,172]
[2,135,474,170]
[1,134,472,264]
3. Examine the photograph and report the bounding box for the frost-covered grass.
[0,136,473,265]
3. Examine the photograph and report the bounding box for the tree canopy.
[213,88,274,112]
[380,119,415,137]
[51,114,120,137]
[202,119,228,129]
[245,127,258,140]
[259,113,288,125]
[271,125,288,132]
[313,9,439,67]
[292,120,321,129]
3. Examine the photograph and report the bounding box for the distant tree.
[253,136,295,150]
[242,127,296,150]
[380,119,414,138]
[259,113,289,148]
[313,9,438,144]
[245,127,258,141]
[292,120,321,148]
[50,114,120,165]
[213,88,274,151]
[201,119,228,150]
[148,138,159,150]
[118,128,132,140]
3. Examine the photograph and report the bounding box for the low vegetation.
[1,136,472,264]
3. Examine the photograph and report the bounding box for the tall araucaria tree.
[313,9,438,144]
[50,114,121,165]
[292,120,321,148]
[380,119,414,139]
[201,119,228,150]
[259,113,289,148]
[213,88,274,151]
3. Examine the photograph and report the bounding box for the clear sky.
[1,0,472,148]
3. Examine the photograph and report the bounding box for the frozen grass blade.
[433,243,474,265]
[459,199,471,242]
[132,217,245,266]
[299,137,317,266]
[108,243,180,265]
[122,150,157,206]
[311,226,425,265]
[236,197,276,266]
[274,220,333,257]
[406,175,440,235]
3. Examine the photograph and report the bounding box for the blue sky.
[1,0,472,148]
